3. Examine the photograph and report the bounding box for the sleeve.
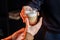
[28,0,44,11]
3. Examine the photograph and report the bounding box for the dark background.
[0,0,31,39]
[0,0,44,39]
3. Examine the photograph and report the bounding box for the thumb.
[34,17,43,27]
[38,17,43,26]
[26,18,30,27]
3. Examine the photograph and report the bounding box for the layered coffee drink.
[25,10,38,25]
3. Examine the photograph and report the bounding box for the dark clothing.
[44,31,60,40]
[29,0,60,33]
[28,0,60,40]
[34,25,46,40]
[34,25,60,40]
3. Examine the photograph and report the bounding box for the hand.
[16,17,43,40]
[16,6,43,40]
[26,17,43,36]
[16,33,24,40]
[20,6,43,36]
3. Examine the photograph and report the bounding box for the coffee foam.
[25,11,37,17]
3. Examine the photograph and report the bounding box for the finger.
[12,28,24,37]
[31,17,43,36]
[37,12,40,16]
[38,17,43,26]
[20,8,26,23]
[2,28,25,40]
[26,18,30,27]
[34,17,43,27]
[16,33,24,40]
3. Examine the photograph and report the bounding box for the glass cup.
[25,10,38,25]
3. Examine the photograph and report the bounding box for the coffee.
[25,10,38,25]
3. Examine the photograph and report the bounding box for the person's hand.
[20,6,43,36]
[16,17,43,40]
[26,17,43,36]
[15,17,43,40]
[16,6,42,40]
[16,33,25,40]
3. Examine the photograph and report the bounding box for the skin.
[17,6,43,40]
[1,6,43,40]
